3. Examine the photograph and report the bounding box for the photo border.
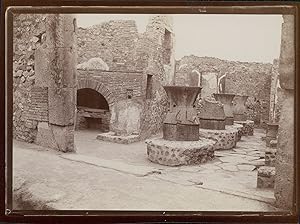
[1,1,299,223]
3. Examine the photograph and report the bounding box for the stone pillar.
[274,15,295,210]
[35,14,77,152]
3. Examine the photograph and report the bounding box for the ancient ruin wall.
[175,56,273,126]
[137,16,176,139]
[274,14,295,210]
[76,16,175,138]
[77,20,139,71]
[13,14,47,142]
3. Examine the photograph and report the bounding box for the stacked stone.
[13,14,47,142]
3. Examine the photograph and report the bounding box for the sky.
[76,14,283,63]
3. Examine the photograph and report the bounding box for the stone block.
[48,88,76,126]
[163,123,199,141]
[257,166,275,188]
[199,119,226,130]
[51,124,75,152]
[35,122,75,152]
[35,122,57,149]
[110,99,142,136]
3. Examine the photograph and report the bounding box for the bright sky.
[76,14,283,63]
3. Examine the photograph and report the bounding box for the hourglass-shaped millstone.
[163,86,201,141]
[213,93,235,125]
[233,95,249,121]
[198,98,226,130]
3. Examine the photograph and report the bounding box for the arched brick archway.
[77,78,115,107]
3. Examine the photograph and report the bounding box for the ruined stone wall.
[13,14,47,142]
[274,14,295,210]
[77,20,139,71]
[14,15,175,142]
[13,14,77,152]
[137,16,176,139]
[175,56,273,126]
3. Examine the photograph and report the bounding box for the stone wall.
[13,14,47,142]
[77,20,139,71]
[138,16,175,139]
[175,55,273,126]
[13,14,78,152]
[76,15,175,139]
[274,15,295,210]
[13,15,176,143]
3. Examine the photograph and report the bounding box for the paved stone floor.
[13,128,282,211]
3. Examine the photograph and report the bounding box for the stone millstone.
[198,98,226,130]
[145,138,215,166]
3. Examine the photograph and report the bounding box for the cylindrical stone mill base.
[145,138,216,166]
[199,125,239,150]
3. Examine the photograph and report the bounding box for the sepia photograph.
[7,8,295,213]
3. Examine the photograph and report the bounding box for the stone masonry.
[13,15,176,145]
[13,14,47,142]
[13,14,77,152]
[274,14,295,210]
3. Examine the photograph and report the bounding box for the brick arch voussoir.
[77,78,115,107]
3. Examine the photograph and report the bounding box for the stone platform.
[97,132,140,144]
[145,138,215,166]
[199,126,239,150]
[234,120,255,136]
